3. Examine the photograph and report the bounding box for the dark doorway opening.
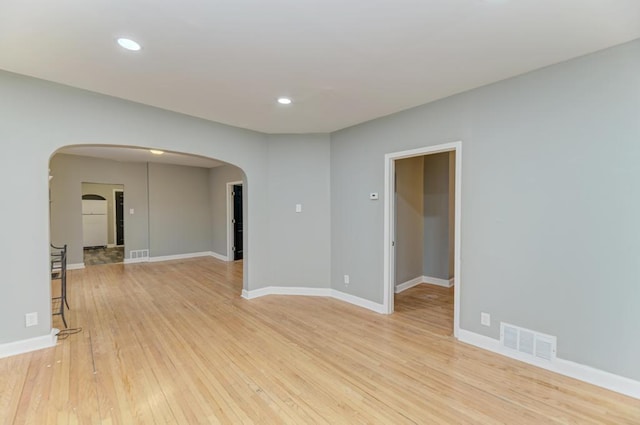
[115,190,124,246]
[232,184,243,260]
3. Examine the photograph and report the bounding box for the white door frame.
[112,188,124,247]
[226,181,243,261]
[383,141,462,338]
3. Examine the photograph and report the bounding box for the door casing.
[383,141,462,338]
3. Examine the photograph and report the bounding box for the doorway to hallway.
[383,141,462,337]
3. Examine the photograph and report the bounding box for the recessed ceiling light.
[149,149,164,155]
[117,38,141,51]
[277,97,292,105]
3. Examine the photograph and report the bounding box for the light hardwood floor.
[1,258,638,424]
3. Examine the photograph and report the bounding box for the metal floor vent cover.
[130,249,149,259]
[500,322,556,361]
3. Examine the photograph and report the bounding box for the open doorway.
[227,181,243,261]
[50,146,248,295]
[384,142,462,337]
[81,182,124,266]
[114,189,124,246]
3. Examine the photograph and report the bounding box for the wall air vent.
[500,322,556,362]
[130,249,149,260]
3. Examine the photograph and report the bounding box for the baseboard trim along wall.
[209,251,229,262]
[242,287,331,299]
[422,275,454,288]
[67,263,85,270]
[123,257,147,264]
[396,275,454,293]
[395,277,423,293]
[124,251,229,264]
[458,329,640,400]
[148,251,215,263]
[331,289,387,314]
[0,328,58,359]
[242,287,386,314]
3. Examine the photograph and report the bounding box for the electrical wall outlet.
[344,275,350,285]
[25,312,38,327]
[481,312,491,327]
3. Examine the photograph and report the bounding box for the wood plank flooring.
[1,258,639,424]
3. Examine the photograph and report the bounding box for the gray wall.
[148,163,214,257]
[81,182,124,246]
[264,134,331,288]
[209,164,245,258]
[1,68,324,344]
[50,154,149,265]
[331,40,640,380]
[2,38,639,384]
[422,152,451,280]
[394,156,424,285]
[51,154,219,263]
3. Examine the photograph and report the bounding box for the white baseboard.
[148,251,214,263]
[423,275,454,288]
[127,251,230,264]
[0,328,58,359]
[330,289,387,313]
[241,286,386,314]
[395,276,424,293]
[458,329,640,400]
[124,257,147,264]
[67,263,85,270]
[395,275,454,292]
[242,286,331,300]
[209,251,229,262]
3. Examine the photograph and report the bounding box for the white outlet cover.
[295,204,302,213]
[344,275,350,284]
[481,312,491,327]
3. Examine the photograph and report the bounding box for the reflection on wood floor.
[1,257,638,424]
[395,283,454,336]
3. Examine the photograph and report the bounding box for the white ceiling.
[1,0,639,134]
[59,146,225,169]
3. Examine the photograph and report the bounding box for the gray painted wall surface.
[422,152,450,280]
[331,40,640,380]
[2,39,639,383]
[1,68,333,345]
[148,163,214,257]
[265,134,331,288]
[1,69,273,343]
[209,165,245,257]
[81,182,124,246]
[394,156,424,285]
[50,154,149,265]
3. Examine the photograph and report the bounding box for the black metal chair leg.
[51,243,69,328]
[60,306,67,328]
